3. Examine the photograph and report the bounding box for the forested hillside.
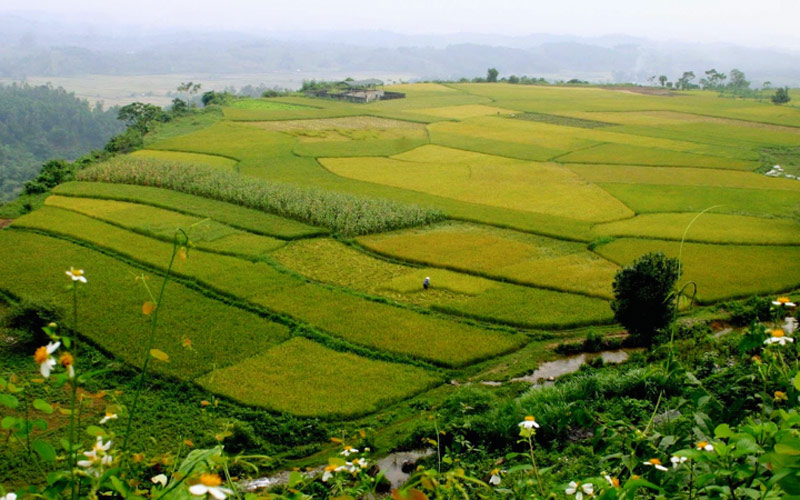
[0,83,124,201]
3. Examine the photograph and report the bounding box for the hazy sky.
[5,0,800,49]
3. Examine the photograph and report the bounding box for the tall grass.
[77,157,445,236]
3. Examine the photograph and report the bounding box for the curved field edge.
[197,337,443,419]
[12,207,523,367]
[53,181,325,240]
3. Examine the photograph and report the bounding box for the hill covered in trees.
[0,82,124,201]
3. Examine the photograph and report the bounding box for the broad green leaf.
[0,393,19,409]
[288,470,303,488]
[150,349,169,362]
[715,423,735,438]
[33,399,53,414]
[85,425,107,437]
[1,416,18,429]
[33,440,57,462]
[794,372,800,391]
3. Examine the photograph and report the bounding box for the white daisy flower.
[643,458,668,471]
[151,474,168,487]
[565,481,594,500]
[696,441,714,452]
[489,469,502,486]
[77,437,113,477]
[99,412,118,425]
[519,416,540,429]
[189,474,233,500]
[1,493,17,500]
[34,341,60,378]
[66,267,87,283]
[340,445,359,457]
[604,475,620,487]
[772,297,796,308]
[671,456,688,468]
[764,329,794,346]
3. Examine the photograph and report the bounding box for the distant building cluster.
[305,79,406,103]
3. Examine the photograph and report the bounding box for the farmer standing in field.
[423,276,430,290]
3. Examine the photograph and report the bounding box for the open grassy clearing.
[143,107,224,146]
[558,142,758,170]
[321,151,632,222]
[130,149,239,170]
[0,230,290,379]
[599,183,800,219]
[197,337,442,418]
[568,164,800,191]
[13,207,519,366]
[593,213,800,245]
[594,238,800,302]
[44,195,287,257]
[271,238,612,327]
[357,221,619,299]
[53,182,324,239]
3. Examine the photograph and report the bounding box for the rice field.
[357,221,620,299]
[197,337,442,417]
[6,82,800,419]
[595,238,800,302]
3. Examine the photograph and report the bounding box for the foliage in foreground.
[77,157,445,236]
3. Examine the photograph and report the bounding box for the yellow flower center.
[611,477,620,487]
[34,346,49,364]
[696,441,708,449]
[72,269,83,277]
[60,352,74,367]
[777,297,791,304]
[324,464,338,472]
[648,458,662,465]
[771,329,785,338]
[199,473,222,487]
[344,445,352,450]
[525,416,535,421]
[632,474,640,480]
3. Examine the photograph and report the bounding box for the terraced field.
[3,82,800,419]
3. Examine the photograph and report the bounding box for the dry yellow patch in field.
[416,104,517,119]
[320,154,633,222]
[392,144,512,163]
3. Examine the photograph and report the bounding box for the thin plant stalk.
[68,284,79,500]
[121,231,185,457]
[526,435,545,497]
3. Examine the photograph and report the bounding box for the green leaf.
[149,349,169,362]
[33,399,53,414]
[288,470,303,488]
[0,376,6,390]
[85,425,107,437]
[0,393,19,409]
[794,372,800,391]
[715,424,735,439]
[33,440,57,462]
[1,416,18,429]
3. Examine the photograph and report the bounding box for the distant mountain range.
[3,11,800,86]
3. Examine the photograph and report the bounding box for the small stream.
[241,449,433,492]
[482,349,640,387]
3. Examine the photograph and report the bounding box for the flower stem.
[68,284,79,500]
[527,435,544,497]
[121,237,180,459]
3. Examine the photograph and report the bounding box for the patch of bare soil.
[0,219,13,229]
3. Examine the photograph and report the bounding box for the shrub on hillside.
[610,252,682,346]
[77,157,445,235]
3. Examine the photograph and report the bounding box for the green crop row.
[197,337,442,418]
[44,195,287,258]
[594,238,800,302]
[54,181,324,239]
[13,207,520,366]
[559,142,757,170]
[357,221,619,299]
[593,213,800,245]
[0,230,290,379]
[77,157,445,236]
[272,238,613,328]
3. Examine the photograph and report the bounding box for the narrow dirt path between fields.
[0,219,13,229]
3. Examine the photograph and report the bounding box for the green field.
[6,82,800,420]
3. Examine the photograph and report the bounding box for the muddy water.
[478,349,639,387]
[241,449,433,492]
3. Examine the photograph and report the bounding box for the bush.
[610,252,682,346]
[3,298,63,343]
[22,159,75,194]
[772,87,791,105]
[724,296,772,326]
